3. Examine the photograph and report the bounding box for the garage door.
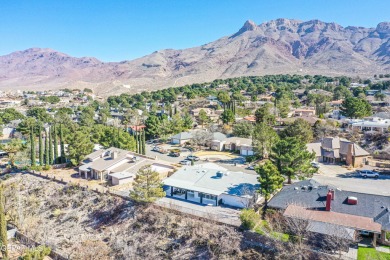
[241,150,248,156]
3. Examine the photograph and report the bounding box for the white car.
[311,162,320,168]
[179,160,191,166]
[359,170,379,179]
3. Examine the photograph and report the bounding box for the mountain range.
[1,18,390,96]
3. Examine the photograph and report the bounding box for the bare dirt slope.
[1,19,389,96]
[4,173,264,259]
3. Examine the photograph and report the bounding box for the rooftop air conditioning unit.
[347,196,358,205]
[216,171,223,178]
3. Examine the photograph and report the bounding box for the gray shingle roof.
[171,131,193,140]
[268,179,390,231]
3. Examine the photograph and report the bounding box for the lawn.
[358,246,390,260]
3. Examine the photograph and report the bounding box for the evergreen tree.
[252,122,279,159]
[48,126,53,165]
[256,161,284,217]
[271,137,315,184]
[68,130,94,166]
[59,124,65,163]
[0,185,8,258]
[129,165,165,202]
[141,129,146,155]
[38,124,43,166]
[44,129,49,165]
[30,125,35,166]
[53,124,58,164]
[136,131,140,154]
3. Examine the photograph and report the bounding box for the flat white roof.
[163,163,259,197]
[109,171,135,179]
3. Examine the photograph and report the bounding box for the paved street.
[312,163,390,196]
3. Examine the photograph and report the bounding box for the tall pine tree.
[44,129,49,165]
[48,126,53,165]
[30,125,36,166]
[141,129,146,155]
[53,124,58,164]
[59,124,65,163]
[0,185,8,258]
[38,124,43,166]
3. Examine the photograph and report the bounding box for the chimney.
[111,151,117,159]
[325,191,332,211]
[330,189,335,200]
[346,143,354,166]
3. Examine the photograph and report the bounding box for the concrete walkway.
[377,246,390,254]
[156,197,241,226]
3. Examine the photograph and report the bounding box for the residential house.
[347,117,390,133]
[170,131,193,145]
[163,163,260,208]
[128,125,146,135]
[79,147,174,185]
[242,115,256,124]
[268,179,390,246]
[224,137,254,156]
[209,132,227,151]
[307,137,370,167]
[294,108,316,117]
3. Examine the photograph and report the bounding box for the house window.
[203,194,217,200]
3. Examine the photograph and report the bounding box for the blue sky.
[1,0,389,61]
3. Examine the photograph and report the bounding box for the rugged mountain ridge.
[0,18,389,95]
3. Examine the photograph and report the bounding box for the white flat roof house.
[80,147,175,185]
[347,117,390,132]
[163,163,260,208]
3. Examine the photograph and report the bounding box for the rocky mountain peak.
[377,22,390,35]
[232,20,258,37]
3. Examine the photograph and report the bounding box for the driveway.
[312,163,390,196]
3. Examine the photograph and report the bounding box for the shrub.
[240,209,260,230]
[42,165,51,171]
[21,245,51,260]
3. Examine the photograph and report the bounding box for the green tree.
[145,114,161,138]
[38,124,44,166]
[217,92,231,109]
[198,109,209,128]
[30,125,36,166]
[182,113,193,130]
[375,92,386,101]
[1,138,23,167]
[220,109,235,125]
[59,124,66,163]
[26,107,52,122]
[68,130,94,166]
[232,121,253,138]
[129,165,165,203]
[0,185,8,258]
[340,97,372,118]
[256,161,284,216]
[252,123,279,159]
[117,130,136,151]
[0,108,25,124]
[48,126,53,165]
[271,137,315,184]
[141,129,146,155]
[44,129,49,165]
[281,118,313,143]
[53,124,58,164]
[254,104,275,125]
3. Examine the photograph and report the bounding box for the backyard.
[358,246,390,260]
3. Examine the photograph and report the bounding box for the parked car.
[359,170,379,179]
[169,152,180,157]
[179,160,191,165]
[187,155,200,161]
[246,165,255,170]
[311,162,320,168]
